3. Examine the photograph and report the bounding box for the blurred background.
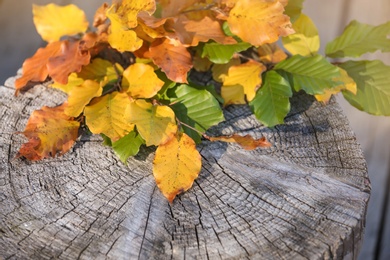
[0,0,389,259]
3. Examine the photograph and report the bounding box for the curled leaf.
[209,134,271,150]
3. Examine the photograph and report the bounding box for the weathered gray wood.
[0,73,369,259]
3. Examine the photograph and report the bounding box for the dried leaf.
[15,41,63,94]
[227,0,294,45]
[17,103,80,160]
[149,38,193,83]
[47,40,91,85]
[33,4,88,42]
[122,63,164,98]
[106,0,156,28]
[209,134,271,150]
[153,132,201,202]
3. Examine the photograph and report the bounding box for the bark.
[0,73,370,259]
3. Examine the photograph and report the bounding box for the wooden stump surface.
[0,74,370,259]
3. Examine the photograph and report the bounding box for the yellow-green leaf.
[84,92,134,141]
[222,60,266,102]
[77,58,123,86]
[51,73,84,94]
[65,80,103,117]
[122,63,164,98]
[282,13,320,56]
[128,99,177,146]
[153,133,201,202]
[33,4,89,42]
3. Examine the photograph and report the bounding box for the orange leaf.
[17,103,80,160]
[227,0,294,45]
[158,0,199,17]
[149,38,193,83]
[153,132,201,202]
[209,134,271,150]
[15,41,63,94]
[47,40,91,85]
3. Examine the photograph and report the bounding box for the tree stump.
[0,73,370,259]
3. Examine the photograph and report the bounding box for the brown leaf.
[149,38,193,83]
[17,103,80,160]
[47,40,91,85]
[15,41,63,94]
[209,134,271,150]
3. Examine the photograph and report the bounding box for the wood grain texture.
[0,72,369,259]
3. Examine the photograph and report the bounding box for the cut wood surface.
[0,73,370,259]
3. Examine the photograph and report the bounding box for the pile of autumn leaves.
[16,0,389,202]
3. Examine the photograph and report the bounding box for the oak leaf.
[209,134,271,150]
[33,4,88,42]
[122,63,164,98]
[128,99,178,146]
[227,0,294,45]
[65,80,103,117]
[222,60,266,103]
[47,40,91,85]
[153,132,201,202]
[17,103,80,160]
[149,38,193,83]
[84,92,134,141]
[15,41,63,94]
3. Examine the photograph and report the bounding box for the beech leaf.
[202,42,251,64]
[128,100,178,146]
[339,60,390,115]
[282,13,320,56]
[15,41,63,94]
[326,21,390,58]
[77,58,123,86]
[284,0,304,23]
[84,92,134,141]
[209,134,271,150]
[222,60,266,103]
[169,84,225,143]
[106,16,143,52]
[250,71,292,126]
[257,43,287,64]
[149,38,193,83]
[33,4,88,42]
[65,80,103,117]
[122,63,164,98]
[112,131,144,163]
[275,54,341,95]
[153,133,201,202]
[17,103,80,160]
[227,0,294,46]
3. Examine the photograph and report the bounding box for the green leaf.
[275,54,341,95]
[250,71,292,127]
[339,60,390,115]
[282,13,319,56]
[112,131,144,163]
[168,84,225,143]
[201,42,251,64]
[101,134,112,146]
[325,20,390,58]
[284,0,304,23]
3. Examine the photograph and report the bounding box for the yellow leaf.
[77,58,123,87]
[65,80,103,117]
[33,4,89,42]
[257,43,287,64]
[315,68,357,103]
[106,0,156,29]
[128,100,177,146]
[84,92,134,141]
[211,58,241,82]
[282,13,320,56]
[51,73,84,94]
[222,60,266,102]
[227,0,294,46]
[153,133,201,202]
[122,63,164,98]
[221,84,246,106]
[107,19,143,52]
[17,103,80,160]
